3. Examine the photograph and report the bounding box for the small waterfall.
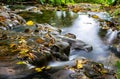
[106,28,118,44]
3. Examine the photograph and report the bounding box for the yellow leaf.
[91,15,99,19]
[45,33,50,38]
[101,69,107,74]
[26,20,34,26]
[16,61,26,65]
[41,66,45,69]
[19,39,27,44]
[9,43,16,48]
[35,38,44,44]
[35,68,42,72]
[77,63,83,69]
[19,49,29,54]
[76,60,83,69]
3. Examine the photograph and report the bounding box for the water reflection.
[62,12,111,62]
[18,10,77,27]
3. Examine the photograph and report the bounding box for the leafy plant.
[48,0,74,5]
[74,0,117,5]
[106,0,116,5]
[115,61,120,79]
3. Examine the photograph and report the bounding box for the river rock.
[0,6,26,30]
[50,57,116,79]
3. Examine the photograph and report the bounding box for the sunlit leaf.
[18,37,27,44]
[76,60,83,69]
[26,20,34,26]
[35,68,42,72]
[35,66,50,72]
[19,49,29,54]
[41,66,46,69]
[16,61,26,65]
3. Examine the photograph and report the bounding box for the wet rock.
[117,31,120,39]
[28,52,53,67]
[25,6,42,14]
[0,7,26,30]
[50,58,116,79]
[61,37,93,52]
[0,22,92,68]
[109,44,120,58]
[64,33,76,39]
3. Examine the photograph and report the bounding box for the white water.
[63,12,110,61]
[106,28,118,44]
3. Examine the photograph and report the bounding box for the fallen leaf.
[35,38,44,44]
[19,49,29,54]
[35,68,42,72]
[16,61,26,65]
[9,43,16,48]
[26,20,34,26]
[0,16,6,22]
[91,15,99,19]
[45,33,50,39]
[76,60,83,69]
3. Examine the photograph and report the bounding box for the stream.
[18,9,119,66]
[21,10,118,62]
[0,6,119,79]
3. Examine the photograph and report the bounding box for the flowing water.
[18,10,119,70]
[19,10,118,61]
[62,12,111,62]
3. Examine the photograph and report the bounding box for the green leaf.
[106,0,116,5]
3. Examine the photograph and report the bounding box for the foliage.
[74,0,117,5]
[46,0,75,5]
[2,0,74,5]
[2,0,119,6]
[115,61,120,79]
[111,9,119,16]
